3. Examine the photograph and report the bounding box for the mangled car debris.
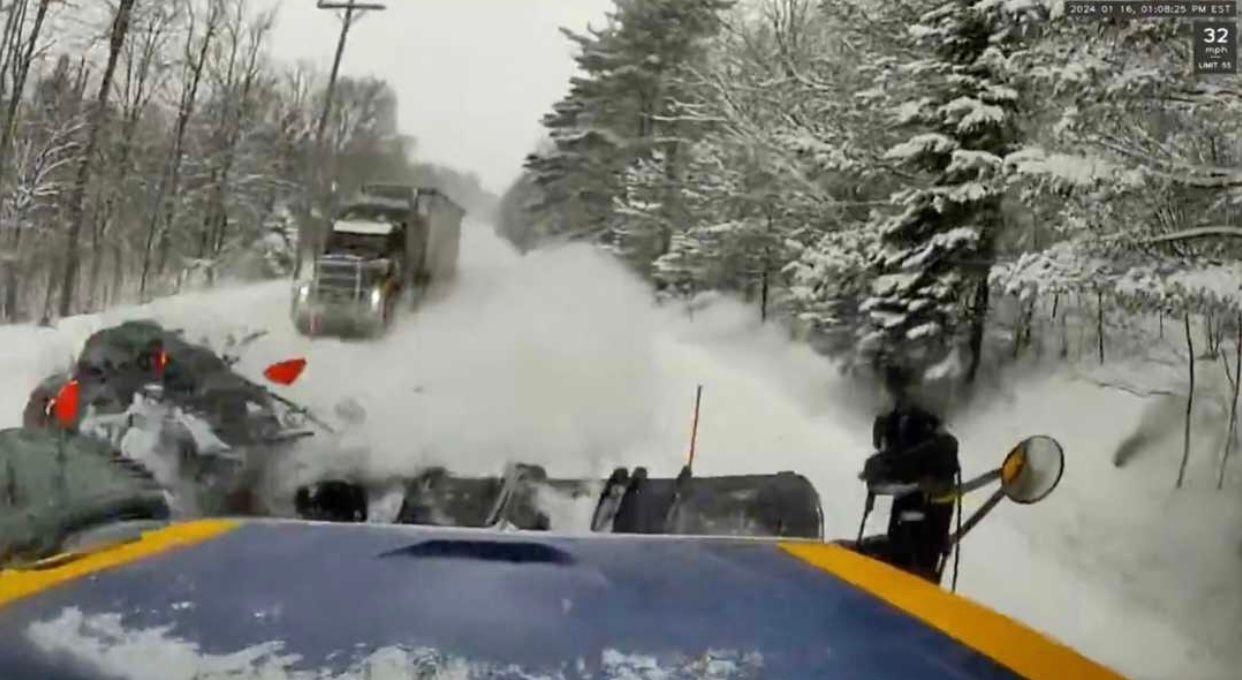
[21,320,318,516]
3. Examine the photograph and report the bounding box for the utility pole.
[296,0,386,278]
[314,0,385,151]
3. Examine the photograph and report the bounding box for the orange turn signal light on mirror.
[1001,447,1026,485]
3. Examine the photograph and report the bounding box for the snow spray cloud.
[237,222,678,482]
[344,237,669,478]
[291,222,879,484]
[0,220,875,520]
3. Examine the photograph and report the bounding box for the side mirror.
[1000,435,1064,504]
[944,435,1066,553]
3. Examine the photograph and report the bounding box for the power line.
[313,0,386,161]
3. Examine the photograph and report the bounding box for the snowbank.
[952,372,1242,679]
[3,220,1238,678]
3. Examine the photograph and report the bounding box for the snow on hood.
[27,607,764,680]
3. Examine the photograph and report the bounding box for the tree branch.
[1079,378,1180,399]
[1143,226,1242,245]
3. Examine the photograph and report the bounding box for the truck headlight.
[296,283,310,303]
[370,286,383,309]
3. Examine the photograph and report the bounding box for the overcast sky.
[269,0,615,195]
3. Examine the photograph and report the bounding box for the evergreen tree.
[525,0,732,251]
[856,1,1040,382]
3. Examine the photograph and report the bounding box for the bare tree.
[87,2,175,308]
[138,0,222,298]
[1177,311,1197,488]
[195,1,273,282]
[2,114,80,320]
[0,0,52,194]
[57,0,137,318]
[0,0,428,319]
[1218,314,1241,489]
[0,0,57,320]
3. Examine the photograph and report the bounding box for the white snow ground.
[3,220,1240,679]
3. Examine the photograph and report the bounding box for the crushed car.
[21,320,320,516]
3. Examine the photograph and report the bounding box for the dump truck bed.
[416,188,464,283]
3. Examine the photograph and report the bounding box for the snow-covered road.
[3,220,1239,678]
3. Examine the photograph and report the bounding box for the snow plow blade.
[0,519,1122,679]
[297,464,824,539]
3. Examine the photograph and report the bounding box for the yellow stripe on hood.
[0,519,238,609]
[780,542,1124,680]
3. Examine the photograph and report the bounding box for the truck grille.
[314,257,368,301]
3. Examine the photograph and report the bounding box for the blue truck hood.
[0,519,1119,679]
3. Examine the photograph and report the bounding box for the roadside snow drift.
[2,220,1239,679]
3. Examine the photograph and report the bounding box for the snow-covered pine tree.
[496,169,547,253]
[622,136,738,286]
[635,129,808,321]
[774,0,950,363]
[526,0,732,252]
[525,58,630,241]
[612,148,674,271]
[858,0,1041,383]
[642,0,846,317]
[992,6,1242,379]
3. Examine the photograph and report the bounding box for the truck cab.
[292,184,462,338]
[323,213,407,288]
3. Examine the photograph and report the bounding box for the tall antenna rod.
[686,385,703,470]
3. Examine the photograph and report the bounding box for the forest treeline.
[0,0,493,324]
[500,0,1242,486]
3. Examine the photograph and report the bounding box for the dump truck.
[292,184,464,337]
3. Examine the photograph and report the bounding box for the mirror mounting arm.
[946,488,1006,549]
[953,468,1003,498]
